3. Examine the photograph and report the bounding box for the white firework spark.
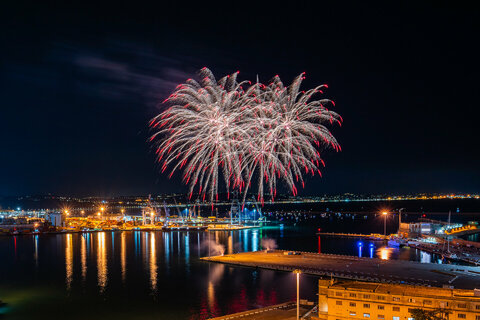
[150,68,342,207]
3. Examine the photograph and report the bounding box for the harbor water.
[0,214,477,320]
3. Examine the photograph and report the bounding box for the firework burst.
[150,68,342,206]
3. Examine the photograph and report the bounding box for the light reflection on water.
[97,232,107,292]
[252,230,258,251]
[185,233,190,268]
[81,234,87,282]
[65,233,73,290]
[121,232,126,283]
[55,230,264,298]
[378,246,392,260]
[150,232,157,292]
[34,235,39,266]
[228,234,233,254]
[208,281,215,310]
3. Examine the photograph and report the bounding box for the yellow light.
[100,207,105,211]
[380,247,390,260]
[97,212,101,216]
[382,211,388,215]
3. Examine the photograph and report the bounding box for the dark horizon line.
[2,191,478,199]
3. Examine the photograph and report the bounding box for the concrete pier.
[202,250,480,289]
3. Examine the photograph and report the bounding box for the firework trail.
[150,68,341,206]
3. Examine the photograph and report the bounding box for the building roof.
[321,280,480,300]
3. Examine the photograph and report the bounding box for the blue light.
[357,241,363,247]
[369,243,374,248]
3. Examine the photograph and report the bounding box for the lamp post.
[293,269,301,320]
[382,211,388,236]
[99,206,105,221]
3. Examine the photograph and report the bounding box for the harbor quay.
[202,250,480,289]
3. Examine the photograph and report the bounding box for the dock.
[202,250,480,289]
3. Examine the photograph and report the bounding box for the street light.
[293,269,302,320]
[382,211,388,236]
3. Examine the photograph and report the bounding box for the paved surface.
[208,301,312,320]
[202,250,480,289]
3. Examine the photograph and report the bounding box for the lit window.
[393,307,400,312]
[337,301,343,306]
[350,312,357,316]
[458,314,466,319]
[364,304,370,309]
[350,302,357,307]
[378,306,385,310]
[408,318,414,320]
[408,298,416,303]
[393,297,400,302]
[378,316,385,320]
[364,314,370,318]
[393,317,400,320]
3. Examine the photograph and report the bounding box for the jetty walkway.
[202,250,480,290]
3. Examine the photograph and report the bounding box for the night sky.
[1,1,479,197]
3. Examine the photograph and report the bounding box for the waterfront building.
[317,280,480,320]
[47,212,64,227]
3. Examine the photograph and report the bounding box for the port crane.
[173,198,184,222]
[162,201,170,223]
